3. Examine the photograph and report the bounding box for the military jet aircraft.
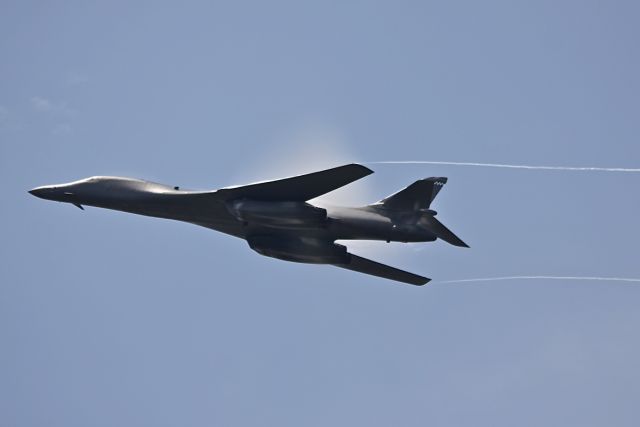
[29,164,467,285]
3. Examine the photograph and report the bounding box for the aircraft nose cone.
[29,186,51,199]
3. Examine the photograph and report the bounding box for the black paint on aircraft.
[29,164,468,285]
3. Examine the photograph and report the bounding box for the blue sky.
[2,1,639,426]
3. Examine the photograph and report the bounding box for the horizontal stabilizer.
[217,164,373,202]
[377,177,447,211]
[335,254,430,286]
[421,215,469,248]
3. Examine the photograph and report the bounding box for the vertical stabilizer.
[375,177,447,211]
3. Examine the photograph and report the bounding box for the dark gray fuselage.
[29,176,438,246]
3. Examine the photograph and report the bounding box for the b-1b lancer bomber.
[29,164,468,285]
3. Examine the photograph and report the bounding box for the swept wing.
[336,253,430,286]
[216,163,373,201]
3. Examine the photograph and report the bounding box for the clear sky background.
[2,1,639,426]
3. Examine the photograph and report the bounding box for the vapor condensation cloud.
[367,161,640,173]
[441,276,640,284]
[237,121,373,206]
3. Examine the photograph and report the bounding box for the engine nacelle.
[247,235,349,264]
[227,199,327,228]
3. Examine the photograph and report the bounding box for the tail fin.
[374,177,469,248]
[375,177,447,211]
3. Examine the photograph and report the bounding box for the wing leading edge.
[335,253,430,286]
[217,163,373,202]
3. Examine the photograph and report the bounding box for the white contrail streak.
[367,161,640,173]
[441,276,640,284]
